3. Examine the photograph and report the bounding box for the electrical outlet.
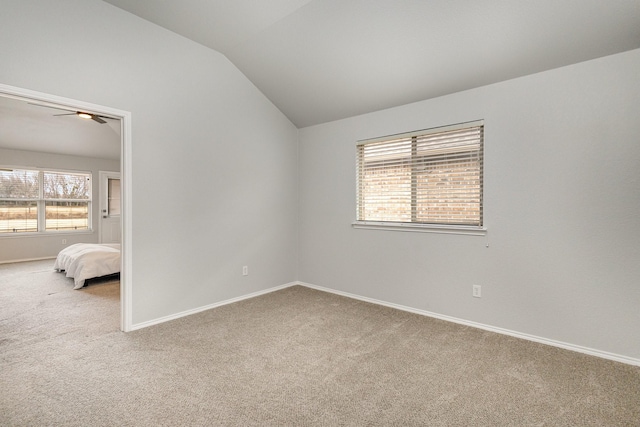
[473,285,481,298]
[242,266,248,276]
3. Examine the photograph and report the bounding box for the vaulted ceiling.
[2,1,639,160]
[102,0,640,128]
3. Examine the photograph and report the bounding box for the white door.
[99,171,121,244]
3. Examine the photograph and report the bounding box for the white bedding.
[54,243,121,289]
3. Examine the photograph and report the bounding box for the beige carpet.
[1,260,639,426]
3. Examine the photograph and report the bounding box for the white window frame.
[0,166,92,236]
[353,120,486,236]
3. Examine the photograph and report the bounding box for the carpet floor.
[1,260,639,426]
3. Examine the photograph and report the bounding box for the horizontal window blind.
[43,171,91,200]
[0,169,39,233]
[0,169,39,199]
[357,121,483,227]
[44,171,91,231]
[0,200,38,233]
[0,168,91,234]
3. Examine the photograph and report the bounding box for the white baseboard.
[130,282,298,331]
[298,281,640,367]
[127,279,639,366]
[0,256,56,265]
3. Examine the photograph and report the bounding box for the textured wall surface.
[0,0,299,325]
[298,49,640,360]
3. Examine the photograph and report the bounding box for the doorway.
[0,83,132,331]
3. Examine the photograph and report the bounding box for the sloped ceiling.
[2,0,639,160]
[103,0,640,128]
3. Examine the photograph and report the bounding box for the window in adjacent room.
[0,168,91,234]
[0,168,38,233]
[355,120,484,232]
[107,177,121,217]
[43,171,91,231]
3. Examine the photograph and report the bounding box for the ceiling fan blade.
[34,104,112,124]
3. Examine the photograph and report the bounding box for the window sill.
[352,221,486,236]
[0,230,94,239]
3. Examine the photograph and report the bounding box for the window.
[43,171,91,231]
[107,177,121,216]
[0,169,38,233]
[356,120,484,232]
[0,168,91,234]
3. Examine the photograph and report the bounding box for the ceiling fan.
[54,111,109,124]
[28,102,115,124]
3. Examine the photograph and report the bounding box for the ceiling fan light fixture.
[77,112,93,120]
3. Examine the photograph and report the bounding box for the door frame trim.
[0,83,133,332]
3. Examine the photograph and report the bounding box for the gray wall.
[2,0,638,362]
[0,148,119,262]
[298,49,640,360]
[0,0,299,325]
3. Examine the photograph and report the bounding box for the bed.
[54,243,121,289]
